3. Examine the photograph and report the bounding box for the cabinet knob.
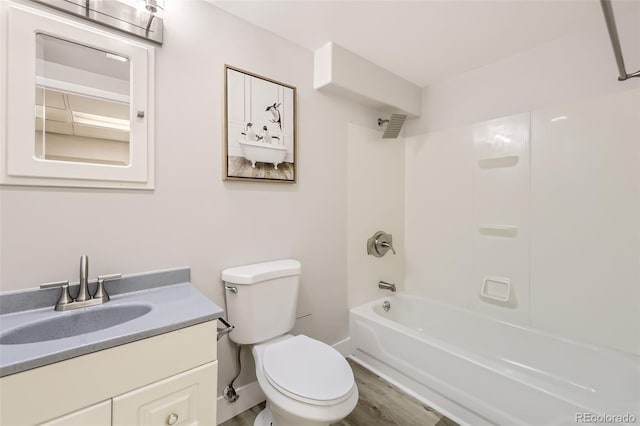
[166,412,179,425]
[137,110,145,118]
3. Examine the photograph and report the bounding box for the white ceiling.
[210,0,639,87]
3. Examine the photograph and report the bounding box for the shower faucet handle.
[367,231,397,257]
[380,241,396,255]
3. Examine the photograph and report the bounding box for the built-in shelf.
[478,155,519,169]
[478,225,518,237]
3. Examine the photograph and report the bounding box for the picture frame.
[223,65,297,183]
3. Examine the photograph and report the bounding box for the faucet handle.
[93,273,122,302]
[97,273,122,282]
[40,280,70,289]
[367,231,396,257]
[380,241,397,255]
[40,280,73,310]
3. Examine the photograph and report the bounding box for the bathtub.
[238,140,287,169]
[349,293,639,426]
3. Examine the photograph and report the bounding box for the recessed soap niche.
[480,276,511,303]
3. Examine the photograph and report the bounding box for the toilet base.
[254,403,336,426]
[254,407,273,426]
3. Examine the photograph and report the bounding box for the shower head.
[377,114,407,139]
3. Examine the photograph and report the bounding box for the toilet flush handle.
[224,285,238,293]
[217,317,235,341]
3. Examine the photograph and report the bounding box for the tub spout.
[379,280,396,292]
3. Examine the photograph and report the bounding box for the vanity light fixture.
[116,0,166,32]
[115,0,165,14]
[144,0,161,14]
[29,0,165,45]
[141,0,165,32]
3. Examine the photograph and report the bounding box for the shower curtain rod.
[600,0,640,81]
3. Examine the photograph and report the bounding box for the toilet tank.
[221,259,301,345]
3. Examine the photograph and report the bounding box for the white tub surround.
[404,89,640,354]
[350,293,639,426]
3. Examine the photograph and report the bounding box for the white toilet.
[222,259,358,426]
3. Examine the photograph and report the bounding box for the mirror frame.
[0,2,155,189]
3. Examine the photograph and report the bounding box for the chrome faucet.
[40,255,121,311]
[378,280,396,292]
[76,255,91,302]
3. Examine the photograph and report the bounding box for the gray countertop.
[0,268,224,377]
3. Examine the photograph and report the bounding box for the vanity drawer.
[112,361,217,426]
[38,400,111,426]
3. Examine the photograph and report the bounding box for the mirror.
[3,4,154,189]
[35,34,131,166]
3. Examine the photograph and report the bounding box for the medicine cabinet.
[0,3,155,189]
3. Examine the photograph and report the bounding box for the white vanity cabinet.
[39,400,112,426]
[112,362,217,426]
[0,322,218,426]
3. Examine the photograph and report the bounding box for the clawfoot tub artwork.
[224,65,296,183]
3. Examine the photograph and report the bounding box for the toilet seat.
[262,335,355,406]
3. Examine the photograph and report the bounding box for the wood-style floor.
[227,156,294,181]
[220,359,458,426]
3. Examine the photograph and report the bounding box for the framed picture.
[223,65,297,183]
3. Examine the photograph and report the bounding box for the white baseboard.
[332,337,352,357]
[216,338,352,424]
[217,381,265,425]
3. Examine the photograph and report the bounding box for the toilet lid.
[262,335,354,404]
